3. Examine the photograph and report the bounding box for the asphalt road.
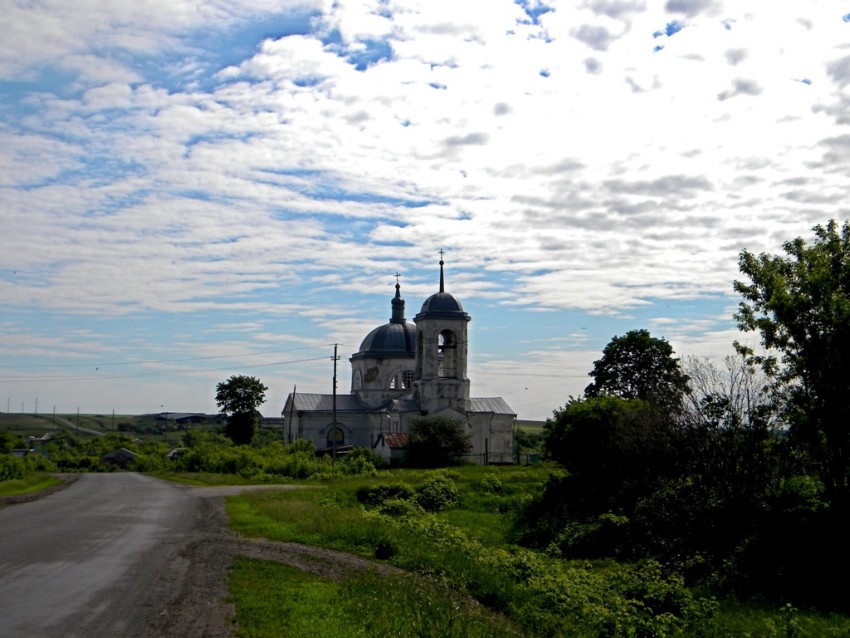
[0,473,197,638]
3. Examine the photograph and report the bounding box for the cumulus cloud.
[664,0,719,18]
[572,24,620,51]
[717,78,762,100]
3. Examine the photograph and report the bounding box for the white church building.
[281,259,516,465]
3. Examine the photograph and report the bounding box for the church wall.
[467,412,515,465]
[289,410,374,451]
[350,355,416,409]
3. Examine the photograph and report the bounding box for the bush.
[356,483,416,507]
[379,498,421,517]
[414,473,460,512]
[0,455,27,481]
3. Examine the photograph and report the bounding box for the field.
[0,412,222,443]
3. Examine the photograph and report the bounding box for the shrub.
[379,498,422,518]
[0,455,27,481]
[415,473,460,512]
[356,483,416,507]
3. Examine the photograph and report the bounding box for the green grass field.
[0,472,63,500]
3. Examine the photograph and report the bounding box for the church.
[281,258,516,465]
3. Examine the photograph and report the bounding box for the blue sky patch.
[293,76,324,88]
[346,38,394,71]
[515,0,553,25]
[654,21,684,38]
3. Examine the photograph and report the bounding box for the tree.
[215,375,268,445]
[681,355,775,431]
[584,329,690,413]
[406,416,471,468]
[543,396,673,512]
[734,219,850,510]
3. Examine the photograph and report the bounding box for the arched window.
[327,427,344,448]
[389,369,416,390]
[402,369,415,388]
[437,330,457,378]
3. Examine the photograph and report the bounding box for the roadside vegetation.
[225,466,850,637]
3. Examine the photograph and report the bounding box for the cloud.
[664,0,719,18]
[724,48,747,66]
[584,57,603,74]
[827,55,850,88]
[587,0,647,19]
[572,24,618,51]
[717,78,762,101]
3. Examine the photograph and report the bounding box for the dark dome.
[416,291,467,319]
[356,322,416,358]
[353,281,416,359]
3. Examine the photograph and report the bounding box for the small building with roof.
[281,259,515,465]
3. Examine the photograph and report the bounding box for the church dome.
[353,282,416,359]
[418,291,465,316]
[357,322,416,357]
[414,257,470,321]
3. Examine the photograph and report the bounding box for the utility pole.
[287,385,296,444]
[34,396,38,417]
[76,407,80,435]
[332,344,339,461]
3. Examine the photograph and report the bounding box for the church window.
[437,330,458,378]
[327,427,344,448]
[353,370,363,390]
[390,369,416,389]
[402,369,415,388]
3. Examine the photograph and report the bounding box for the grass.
[0,472,63,499]
[225,465,850,637]
[229,557,519,638]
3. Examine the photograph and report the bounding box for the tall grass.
[229,557,520,638]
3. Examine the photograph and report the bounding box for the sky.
[2,0,850,422]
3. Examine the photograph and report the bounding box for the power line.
[0,343,337,369]
[0,355,330,383]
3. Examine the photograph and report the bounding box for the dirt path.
[150,486,400,638]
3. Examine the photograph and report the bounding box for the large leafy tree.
[406,416,471,468]
[585,329,690,413]
[734,219,850,509]
[215,375,268,445]
[543,396,670,510]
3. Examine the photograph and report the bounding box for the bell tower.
[413,254,471,415]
